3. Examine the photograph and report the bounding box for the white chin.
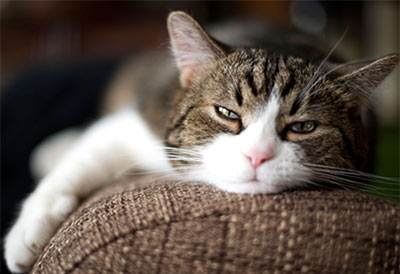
[212,180,284,194]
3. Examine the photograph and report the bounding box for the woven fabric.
[31,176,399,274]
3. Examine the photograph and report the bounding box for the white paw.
[4,193,78,273]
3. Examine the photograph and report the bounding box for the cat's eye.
[289,121,318,134]
[216,106,240,120]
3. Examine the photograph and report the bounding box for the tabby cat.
[4,11,398,273]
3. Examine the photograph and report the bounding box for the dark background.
[1,1,399,273]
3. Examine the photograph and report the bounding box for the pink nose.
[243,149,274,169]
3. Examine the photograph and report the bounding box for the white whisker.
[306,168,399,198]
[304,163,399,183]
[299,28,349,101]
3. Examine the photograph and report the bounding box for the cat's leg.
[4,108,170,273]
[30,128,83,180]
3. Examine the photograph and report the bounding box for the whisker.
[166,156,202,163]
[306,83,347,99]
[123,165,197,175]
[304,163,399,183]
[298,28,349,103]
[308,170,399,198]
[305,58,366,97]
[128,172,197,187]
[216,55,245,102]
[161,146,202,154]
[310,170,395,190]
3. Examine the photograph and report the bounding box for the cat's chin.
[211,180,284,195]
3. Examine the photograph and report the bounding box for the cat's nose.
[243,149,274,169]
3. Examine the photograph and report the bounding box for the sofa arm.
[31,176,399,274]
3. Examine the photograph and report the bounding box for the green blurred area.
[370,126,400,202]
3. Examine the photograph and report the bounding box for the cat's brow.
[219,58,244,107]
[289,96,301,116]
[280,68,296,100]
[266,56,279,96]
[246,60,258,97]
[258,59,268,94]
[235,83,243,106]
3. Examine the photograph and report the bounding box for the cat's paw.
[4,193,78,273]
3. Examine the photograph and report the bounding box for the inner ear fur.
[167,11,227,87]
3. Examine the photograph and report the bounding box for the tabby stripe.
[246,70,258,97]
[258,59,267,95]
[165,105,194,138]
[261,58,270,95]
[242,48,258,96]
[334,126,355,160]
[268,57,279,96]
[289,97,301,116]
[235,84,243,106]
[290,70,306,115]
[281,70,296,99]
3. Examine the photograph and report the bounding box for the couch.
[31,175,399,274]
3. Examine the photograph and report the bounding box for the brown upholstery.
[31,176,399,273]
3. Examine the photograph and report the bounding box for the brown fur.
[107,12,398,176]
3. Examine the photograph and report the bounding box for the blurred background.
[1,1,399,273]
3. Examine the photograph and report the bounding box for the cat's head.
[165,11,399,194]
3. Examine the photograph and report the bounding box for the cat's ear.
[331,53,399,94]
[167,11,226,87]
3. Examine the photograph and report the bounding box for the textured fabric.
[31,176,399,274]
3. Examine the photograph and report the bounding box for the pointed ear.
[333,53,399,92]
[167,11,226,87]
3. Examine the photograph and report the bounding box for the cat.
[4,11,399,273]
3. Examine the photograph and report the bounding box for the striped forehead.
[227,51,309,119]
[232,54,296,100]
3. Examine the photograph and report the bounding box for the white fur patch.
[271,82,280,96]
[30,128,83,179]
[191,94,311,194]
[4,108,170,272]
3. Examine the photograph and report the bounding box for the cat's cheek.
[257,143,311,190]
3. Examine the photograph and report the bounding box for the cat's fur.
[4,11,399,273]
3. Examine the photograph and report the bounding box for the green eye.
[216,106,240,120]
[289,121,318,134]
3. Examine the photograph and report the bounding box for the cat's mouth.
[227,179,280,194]
[246,174,260,184]
[243,180,261,187]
